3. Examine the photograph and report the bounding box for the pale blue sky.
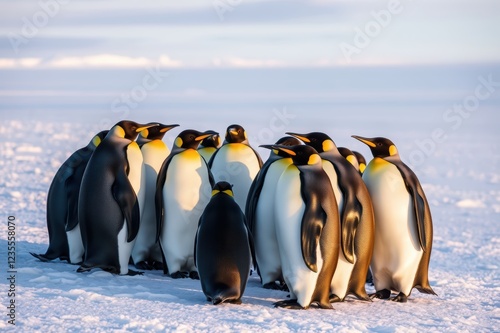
[1,0,499,68]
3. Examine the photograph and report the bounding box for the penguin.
[77,120,157,275]
[131,123,179,270]
[156,129,217,279]
[287,132,374,303]
[245,136,301,290]
[195,182,253,305]
[352,135,436,302]
[30,130,108,264]
[353,151,367,175]
[260,144,339,309]
[338,147,360,172]
[198,133,221,163]
[208,124,263,211]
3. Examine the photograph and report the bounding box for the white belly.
[275,166,322,307]
[66,224,84,264]
[160,149,212,273]
[117,220,134,275]
[132,141,169,263]
[363,158,423,295]
[254,158,292,284]
[210,143,261,210]
[126,141,146,211]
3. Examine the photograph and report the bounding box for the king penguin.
[198,133,221,163]
[352,135,436,302]
[353,151,367,175]
[195,182,253,305]
[156,129,217,279]
[338,147,360,173]
[208,124,262,211]
[287,132,374,303]
[78,121,157,275]
[131,123,179,270]
[30,130,108,264]
[245,136,301,290]
[260,144,339,309]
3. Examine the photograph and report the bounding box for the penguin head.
[353,151,367,174]
[286,131,337,153]
[174,129,219,150]
[225,124,248,144]
[139,123,179,141]
[352,135,399,158]
[110,120,158,141]
[269,136,302,157]
[211,181,234,197]
[89,130,109,148]
[200,134,221,149]
[338,147,359,168]
[260,144,321,166]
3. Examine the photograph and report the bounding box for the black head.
[211,181,234,197]
[111,120,158,141]
[352,135,399,158]
[286,131,336,153]
[174,129,218,150]
[338,146,359,166]
[353,150,367,174]
[139,123,179,141]
[200,133,221,149]
[260,144,321,166]
[225,124,247,144]
[89,130,109,148]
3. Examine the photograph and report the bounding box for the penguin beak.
[352,135,376,148]
[196,130,218,141]
[229,128,239,136]
[159,124,180,133]
[259,144,296,156]
[136,122,159,133]
[286,132,311,143]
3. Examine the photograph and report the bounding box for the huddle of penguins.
[31,120,437,309]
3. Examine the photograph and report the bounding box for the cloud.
[212,57,285,68]
[0,57,41,68]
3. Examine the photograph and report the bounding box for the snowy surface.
[0,72,499,331]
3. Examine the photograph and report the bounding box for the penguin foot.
[189,271,200,280]
[152,261,164,270]
[76,265,92,273]
[134,261,153,270]
[273,299,305,310]
[391,292,408,303]
[329,294,342,303]
[263,282,287,291]
[126,269,144,276]
[30,252,51,262]
[369,289,391,300]
[170,271,189,279]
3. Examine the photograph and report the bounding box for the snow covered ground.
[0,67,499,332]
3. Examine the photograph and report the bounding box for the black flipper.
[323,154,363,264]
[112,167,140,243]
[299,171,328,273]
[65,175,80,232]
[155,151,178,242]
[385,156,427,252]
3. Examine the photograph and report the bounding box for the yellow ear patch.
[140,129,149,138]
[92,135,102,147]
[175,137,183,148]
[346,155,357,166]
[211,190,220,196]
[359,163,366,174]
[244,130,248,139]
[115,126,126,138]
[389,145,398,156]
[322,140,335,152]
[272,149,279,155]
[308,154,322,165]
[222,189,233,196]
